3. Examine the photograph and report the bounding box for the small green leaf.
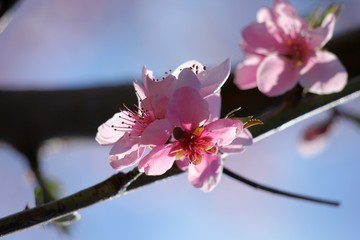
[308,3,343,29]
[34,187,44,206]
[44,179,60,199]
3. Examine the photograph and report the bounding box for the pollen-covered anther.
[189,152,202,165]
[193,127,204,136]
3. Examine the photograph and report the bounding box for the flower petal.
[133,79,146,102]
[141,95,169,119]
[204,92,221,123]
[188,154,223,192]
[175,68,201,91]
[138,144,175,175]
[220,129,253,154]
[307,14,336,49]
[242,21,282,54]
[143,67,177,97]
[109,146,145,170]
[256,7,284,44]
[237,128,253,146]
[140,119,172,145]
[197,58,231,97]
[109,134,138,156]
[175,157,190,171]
[203,119,240,146]
[234,55,263,90]
[142,65,154,93]
[108,134,143,170]
[168,86,209,131]
[257,54,300,96]
[95,112,126,145]
[273,0,306,37]
[256,7,272,23]
[299,51,347,94]
[172,60,204,78]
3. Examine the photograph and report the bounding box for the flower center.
[285,36,309,67]
[172,127,217,165]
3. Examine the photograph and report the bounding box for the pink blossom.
[234,0,347,96]
[138,86,250,192]
[298,119,334,156]
[96,59,231,171]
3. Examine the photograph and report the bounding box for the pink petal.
[175,157,190,171]
[256,7,272,23]
[95,112,126,145]
[141,95,169,119]
[108,134,143,170]
[307,14,335,49]
[257,54,300,96]
[237,128,253,146]
[172,60,204,78]
[299,51,347,94]
[242,21,282,54]
[168,86,209,131]
[220,129,253,154]
[256,7,284,44]
[175,68,201,91]
[197,58,231,97]
[142,66,154,93]
[188,154,223,192]
[234,55,263,90]
[138,144,175,175]
[110,146,145,170]
[109,134,139,157]
[144,73,177,98]
[133,80,146,103]
[203,119,240,146]
[140,119,172,145]
[204,92,221,123]
[273,0,306,38]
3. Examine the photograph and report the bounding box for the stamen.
[225,107,242,118]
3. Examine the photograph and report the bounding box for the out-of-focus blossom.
[138,87,252,192]
[298,119,334,156]
[234,0,348,97]
[96,59,231,171]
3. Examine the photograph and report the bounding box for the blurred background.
[0,0,360,239]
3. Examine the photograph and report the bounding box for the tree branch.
[0,168,137,237]
[0,76,360,237]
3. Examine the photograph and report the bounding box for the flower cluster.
[96,59,252,192]
[96,0,349,192]
[234,0,347,96]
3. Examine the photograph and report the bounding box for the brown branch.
[0,169,133,237]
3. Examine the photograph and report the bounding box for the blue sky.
[1,1,360,239]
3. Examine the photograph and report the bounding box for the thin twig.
[223,168,339,206]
